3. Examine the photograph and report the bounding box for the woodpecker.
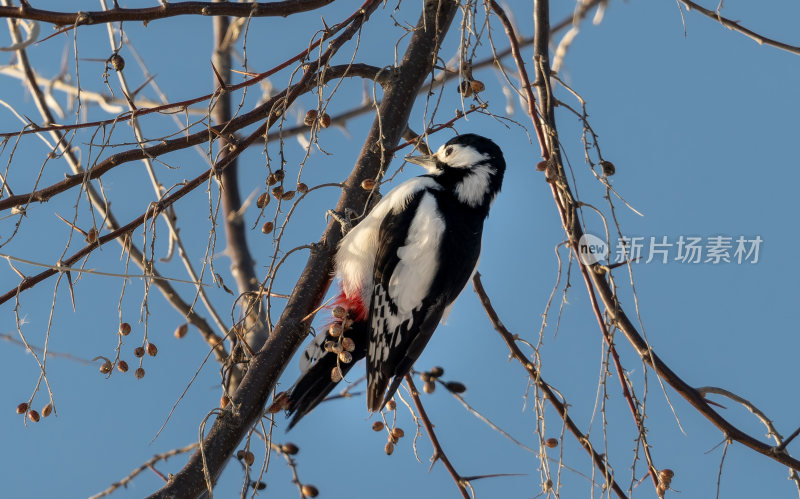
[286,133,505,428]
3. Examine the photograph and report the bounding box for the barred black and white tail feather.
[286,319,368,429]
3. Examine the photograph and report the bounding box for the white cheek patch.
[454,164,494,207]
[437,144,490,169]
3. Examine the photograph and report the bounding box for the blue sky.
[1,1,799,498]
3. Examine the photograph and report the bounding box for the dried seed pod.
[16,402,28,414]
[600,160,616,176]
[146,342,158,357]
[372,421,384,432]
[360,178,376,190]
[117,360,129,373]
[266,173,278,186]
[331,343,344,355]
[323,340,337,353]
[340,336,355,352]
[99,360,112,374]
[174,323,189,339]
[423,381,436,394]
[384,441,394,455]
[303,110,318,126]
[267,392,290,413]
[241,450,255,466]
[256,192,270,209]
[385,399,396,411]
[220,395,230,409]
[261,221,274,234]
[389,433,398,444]
[133,346,145,358]
[545,438,559,448]
[318,113,331,128]
[273,169,285,182]
[660,469,674,480]
[297,182,308,193]
[444,381,466,393]
[42,403,53,418]
[281,190,295,201]
[85,227,98,244]
[254,481,267,491]
[330,366,343,382]
[236,449,246,460]
[420,371,431,382]
[338,351,352,364]
[281,443,299,455]
[391,427,405,439]
[470,79,485,93]
[134,367,145,379]
[536,160,548,172]
[119,323,131,336]
[458,80,473,97]
[110,53,125,71]
[329,323,343,338]
[301,484,319,498]
[271,186,284,199]
[429,366,444,378]
[28,410,40,422]
[332,306,346,319]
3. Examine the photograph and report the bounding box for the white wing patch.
[454,164,494,207]
[336,177,442,301]
[388,192,445,312]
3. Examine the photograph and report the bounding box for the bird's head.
[405,134,505,208]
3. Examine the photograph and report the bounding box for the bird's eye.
[445,147,453,157]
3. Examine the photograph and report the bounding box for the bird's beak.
[405,154,439,173]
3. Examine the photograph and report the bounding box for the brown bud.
[332,306,346,319]
[372,421,384,432]
[303,110,318,126]
[341,336,355,352]
[261,221,274,234]
[42,403,53,418]
[146,342,158,357]
[600,160,616,176]
[384,441,395,455]
[133,346,145,358]
[256,192,270,209]
[660,469,674,480]
[16,402,28,414]
[174,323,189,339]
[119,323,131,336]
[318,113,331,128]
[301,484,319,498]
[297,183,308,193]
[281,190,295,201]
[254,481,267,491]
[338,351,353,364]
[134,367,145,379]
[429,366,444,378]
[99,360,112,374]
[28,410,40,422]
[85,227,98,244]
[360,178,376,190]
[386,399,396,411]
[240,450,255,466]
[423,381,435,394]
[330,366,343,382]
[281,442,299,455]
[536,160,548,172]
[220,395,230,409]
[329,323,343,338]
[391,427,405,439]
[444,381,466,394]
[117,360,129,373]
[458,80,473,97]
[470,79,485,93]
[545,438,559,448]
[271,186,284,199]
[110,53,125,71]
